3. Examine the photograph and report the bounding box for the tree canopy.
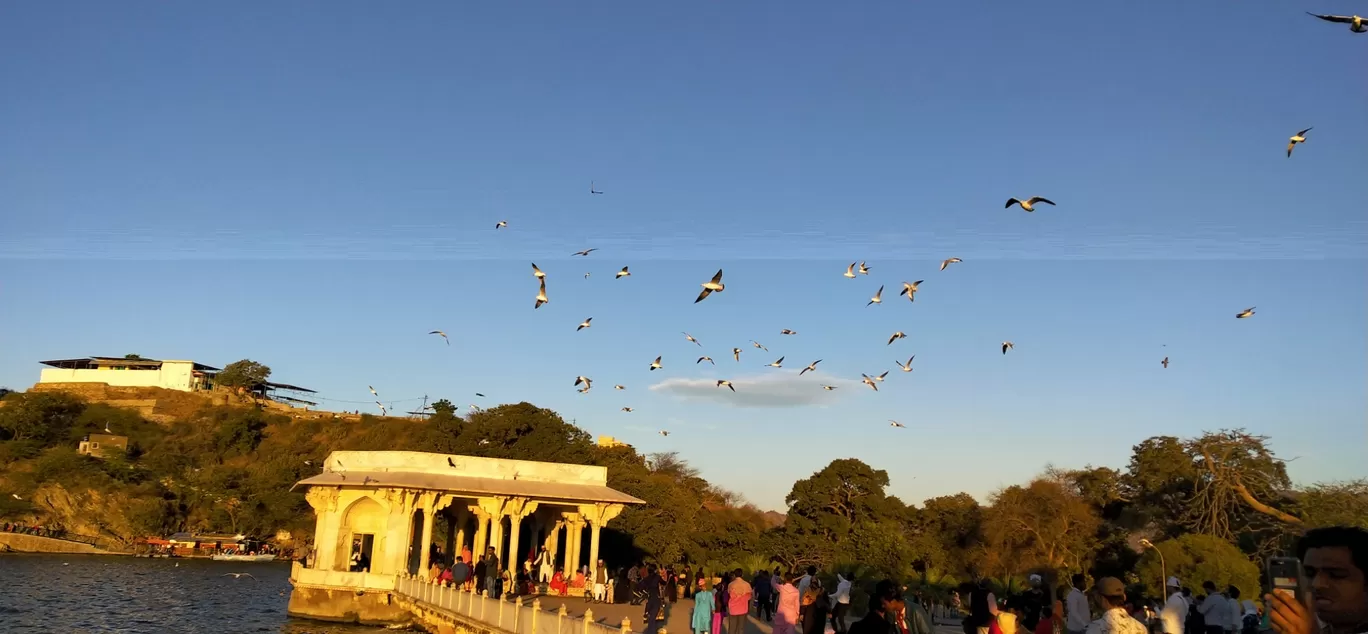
[214,359,271,389]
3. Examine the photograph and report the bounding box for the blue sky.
[1,1,1364,511]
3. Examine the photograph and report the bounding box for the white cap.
[1029,574,1042,584]
[1167,576,1181,587]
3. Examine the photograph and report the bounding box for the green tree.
[124,354,144,360]
[1125,436,1199,538]
[780,458,906,572]
[1295,481,1368,529]
[215,359,272,390]
[1135,533,1260,600]
[983,477,1101,576]
[431,399,457,416]
[0,391,86,442]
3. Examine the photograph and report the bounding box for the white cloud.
[648,372,858,408]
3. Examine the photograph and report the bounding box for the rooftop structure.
[77,433,128,459]
[37,355,313,399]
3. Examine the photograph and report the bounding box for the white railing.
[394,574,650,634]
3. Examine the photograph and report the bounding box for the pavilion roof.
[292,470,644,505]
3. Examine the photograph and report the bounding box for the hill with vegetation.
[1,387,1364,604]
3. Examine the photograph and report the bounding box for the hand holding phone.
[1265,557,1316,634]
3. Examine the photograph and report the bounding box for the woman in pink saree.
[774,575,802,634]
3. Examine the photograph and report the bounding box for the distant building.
[78,433,129,458]
[596,435,631,449]
[39,357,219,392]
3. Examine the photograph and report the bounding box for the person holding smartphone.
[1265,526,1368,634]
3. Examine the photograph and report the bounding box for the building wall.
[323,451,609,486]
[39,363,196,392]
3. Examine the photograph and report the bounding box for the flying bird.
[750,340,768,352]
[697,356,714,365]
[1161,357,1170,369]
[896,356,915,372]
[577,317,593,331]
[621,407,634,413]
[683,332,702,346]
[1287,127,1313,158]
[649,356,663,371]
[531,263,546,279]
[716,380,735,392]
[584,272,590,278]
[616,266,631,279]
[800,360,822,376]
[780,329,798,335]
[429,330,450,345]
[376,402,387,416]
[873,371,888,382]
[843,262,858,279]
[574,376,593,390]
[1236,307,1256,319]
[899,280,924,302]
[868,285,884,306]
[821,385,838,391]
[1306,12,1366,33]
[448,457,457,468]
[614,385,625,390]
[695,269,725,303]
[889,420,906,429]
[765,356,785,368]
[861,374,879,391]
[475,393,485,397]
[10,493,20,500]
[590,181,603,194]
[368,386,379,397]
[887,331,907,346]
[658,430,670,437]
[939,258,962,271]
[535,280,549,309]
[732,348,742,362]
[858,261,871,275]
[572,248,599,257]
[1002,341,1015,355]
[495,221,507,229]
[1005,196,1056,212]
[222,573,257,580]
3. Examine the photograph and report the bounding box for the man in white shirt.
[831,574,852,634]
[1226,587,1244,634]
[1067,574,1092,634]
[1198,581,1228,634]
[1161,577,1188,634]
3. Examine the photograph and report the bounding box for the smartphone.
[1266,556,1306,600]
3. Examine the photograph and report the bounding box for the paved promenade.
[535,595,962,634]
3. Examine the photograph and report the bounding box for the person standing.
[727,568,754,634]
[1159,577,1187,634]
[1224,588,1242,634]
[474,555,488,593]
[1022,575,1046,632]
[849,580,904,634]
[1197,582,1228,634]
[755,569,775,622]
[802,579,831,634]
[593,560,609,603]
[968,579,1003,634]
[451,556,470,589]
[773,575,803,634]
[1067,575,1092,634]
[902,588,935,634]
[694,580,718,634]
[831,574,853,634]
[484,547,501,598]
[1084,578,1147,634]
[641,564,667,634]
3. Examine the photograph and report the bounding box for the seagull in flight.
[531,263,546,279]
[649,356,663,371]
[780,329,798,335]
[495,221,507,229]
[800,360,822,376]
[868,285,884,306]
[732,348,742,362]
[843,262,858,279]
[887,331,907,346]
[535,280,549,309]
[899,280,924,302]
[1306,12,1366,32]
[368,386,379,397]
[584,272,590,278]
[572,248,599,257]
[858,261,871,275]
[765,356,785,368]
[375,402,386,416]
[614,384,625,390]
[574,376,593,391]
[873,371,888,382]
[861,374,879,391]
[1236,307,1256,319]
[658,430,670,437]
[716,380,735,392]
[695,269,725,303]
[1002,341,1015,355]
[1287,127,1313,157]
[616,266,631,279]
[1161,356,1170,369]
[577,317,593,331]
[939,258,962,271]
[1006,196,1055,212]
[821,385,838,391]
[683,332,702,346]
[750,340,768,352]
[222,573,257,580]
[10,493,20,500]
[428,330,450,346]
[896,356,915,372]
[621,407,634,413]
[697,356,714,365]
[590,181,604,195]
[888,420,906,429]
[475,393,485,397]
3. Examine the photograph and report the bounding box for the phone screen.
[1267,556,1304,599]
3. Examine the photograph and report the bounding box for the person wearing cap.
[1160,577,1188,634]
[1022,574,1047,632]
[1085,577,1147,634]
[592,559,609,603]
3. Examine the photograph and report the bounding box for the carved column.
[418,492,438,577]
[562,513,585,574]
[304,487,341,571]
[579,503,624,574]
[503,498,540,576]
[469,506,491,560]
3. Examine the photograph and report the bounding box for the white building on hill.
[39,356,219,392]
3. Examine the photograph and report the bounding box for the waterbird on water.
[222,573,257,580]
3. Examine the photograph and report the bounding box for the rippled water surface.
[0,554,402,633]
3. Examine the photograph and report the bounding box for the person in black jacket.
[850,580,904,634]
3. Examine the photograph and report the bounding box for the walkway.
[538,596,963,634]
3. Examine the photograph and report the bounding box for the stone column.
[470,506,490,558]
[578,503,625,575]
[304,487,341,571]
[380,488,417,575]
[418,501,436,578]
[503,498,539,576]
[562,514,585,574]
[444,510,457,563]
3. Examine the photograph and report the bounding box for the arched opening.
[408,509,425,575]
[339,496,385,573]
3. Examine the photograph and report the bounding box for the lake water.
[0,554,404,633]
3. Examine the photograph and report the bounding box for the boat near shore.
[211,553,276,562]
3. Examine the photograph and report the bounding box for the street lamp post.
[1140,539,1166,598]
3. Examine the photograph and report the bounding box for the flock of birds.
[394,10,1358,437]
